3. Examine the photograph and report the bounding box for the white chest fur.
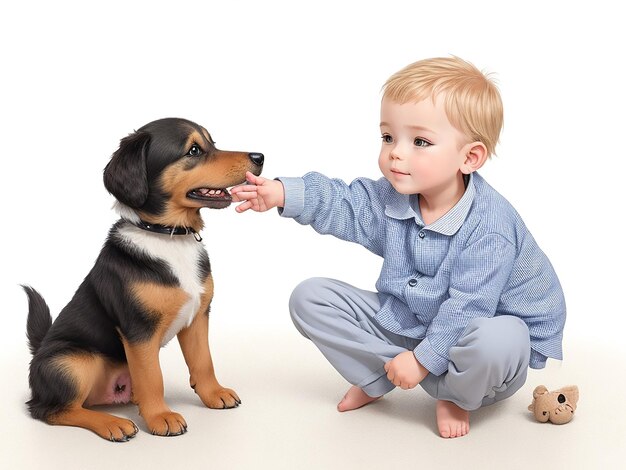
[117,224,206,346]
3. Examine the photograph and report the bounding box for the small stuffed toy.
[528,385,579,424]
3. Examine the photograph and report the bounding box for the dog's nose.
[249,152,264,166]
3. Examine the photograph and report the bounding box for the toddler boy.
[231,57,565,438]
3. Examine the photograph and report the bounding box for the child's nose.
[390,148,404,160]
[389,141,409,160]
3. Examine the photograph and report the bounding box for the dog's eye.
[187,145,202,157]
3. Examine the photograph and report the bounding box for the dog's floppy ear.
[103,131,151,208]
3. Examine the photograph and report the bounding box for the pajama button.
[408,279,418,287]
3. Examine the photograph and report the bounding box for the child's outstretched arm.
[231,172,285,213]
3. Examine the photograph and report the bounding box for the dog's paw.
[94,416,139,442]
[197,386,241,409]
[145,411,188,437]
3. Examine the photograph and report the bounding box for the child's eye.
[381,134,393,144]
[414,138,431,148]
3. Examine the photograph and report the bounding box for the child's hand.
[384,351,429,390]
[231,172,285,213]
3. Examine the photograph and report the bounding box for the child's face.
[379,96,471,196]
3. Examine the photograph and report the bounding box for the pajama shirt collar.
[384,173,476,236]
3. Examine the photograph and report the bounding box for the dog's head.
[103,118,263,230]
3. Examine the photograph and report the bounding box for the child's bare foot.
[337,386,381,412]
[436,400,470,438]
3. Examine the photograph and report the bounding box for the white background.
[2,0,624,347]
[1,0,625,467]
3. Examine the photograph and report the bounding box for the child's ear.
[460,141,488,174]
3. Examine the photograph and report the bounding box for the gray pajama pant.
[289,278,531,411]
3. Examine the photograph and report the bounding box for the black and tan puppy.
[24,118,263,441]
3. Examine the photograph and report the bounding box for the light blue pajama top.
[278,172,566,376]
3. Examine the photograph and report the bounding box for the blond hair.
[382,56,503,156]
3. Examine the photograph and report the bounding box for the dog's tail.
[22,286,52,355]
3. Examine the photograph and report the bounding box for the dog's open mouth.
[187,187,233,208]
[187,187,232,201]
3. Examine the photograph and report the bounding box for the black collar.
[133,220,203,242]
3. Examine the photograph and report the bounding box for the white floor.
[2,324,624,470]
